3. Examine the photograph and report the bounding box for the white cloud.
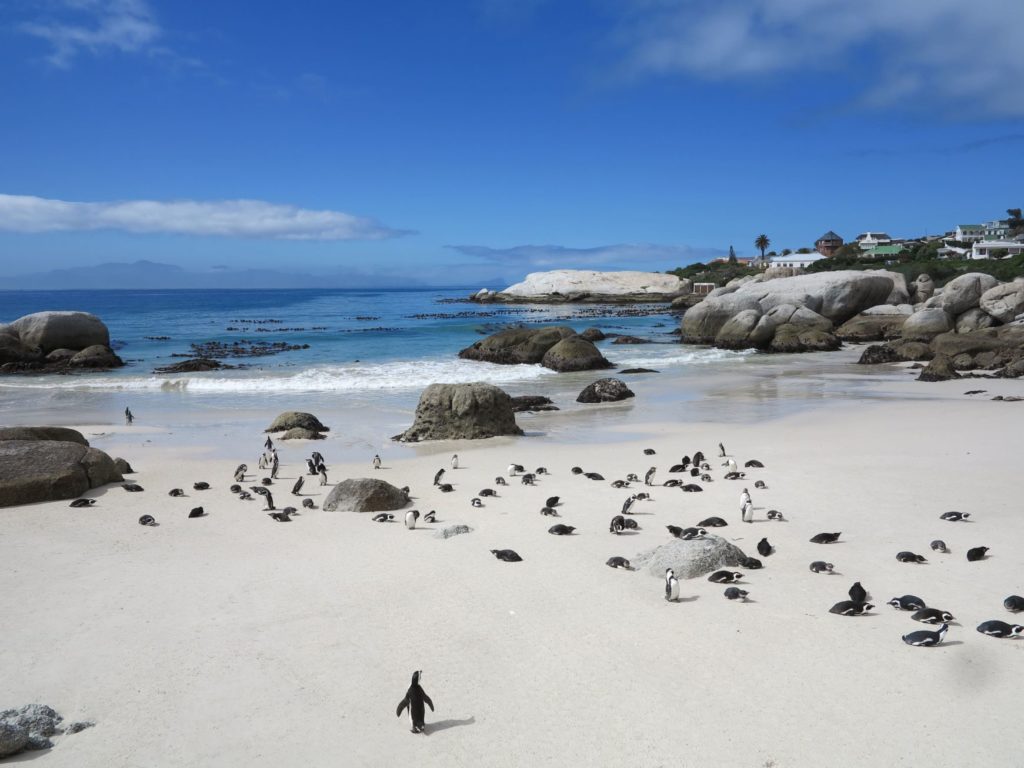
[448,243,724,268]
[618,0,1024,116]
[0,194,410,241]
[20,0,162,67]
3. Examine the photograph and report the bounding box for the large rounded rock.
[979,281,1024,324]
[0,440,122,507]
[576,378,635,403]
[578,328,605,342]
[836,306,911,341]
[0,335,42,365]
[955,308,997,334]
[279,427,326,440]
[858,345,902,365]
[395,383,523,442]
[632,535,749,580]
[0,427,88,445]
[917,354,961,382]
[902,308,953,340]
[540,336,612,372]
[68,345,123,369]
[910,274,935,302]
[768,325,839,353]
[681,293,762,343]
[9,311,110,354]
[925,273,999,316]
[0,722,29,759]
[265,412,329,433]
[458,326,575,365]
[714,309,763,349]
[322,478,410,512]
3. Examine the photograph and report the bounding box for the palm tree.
[755,234,770,260]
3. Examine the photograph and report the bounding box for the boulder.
[889,339,935,361]
[578,328,606,342]
[858,344,903,365]
[458,326,575,365]
[0,704,85,757]
[1002,358,1024,378]
[681,293,763,343]
[279,427,325,440]
[68,345,123,369]
[576,378,635,403]
[434,524,474,539]
[9,311,110,354]
[632,534,749,580]
[510,395,558,412]
[768,325,840,353]
[901,308,953,341]
[0,440,122,507]
[540,336,612,372]
[979,281,1024,324]
[611,335,652,345]
[265,411,329,433]
[0,427,88,445]
[46,348,77,362]
[836,306,910,341]
[910,274,935,302]
[925,273,999,315]
[395,383,523,442]
[930,325,1024,368]
[955,308,997,334]
[113,457,134,474]
[917,354,961,382]
[714,309,763,349]
[0,723,29,758]
[0,335,42,364]
[499,270,689,300]
[322,478,410,512]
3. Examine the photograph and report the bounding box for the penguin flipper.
[422,692,434,712]
[396,698,409,718]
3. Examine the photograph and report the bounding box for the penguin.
[438,483,454,493]
[291,476,304,495]
[262,477,273,486]
[754,480,767,490]
[698,516,727,528]
[138,514,157,526]
[739,488,751,509]
[521,474,537,485]
[470,498,483,507]
[479,489,497,497]
[268,511,292,522]
[372,513,394,522]
[644,467,656,486]
[395,670,434,734]
[666,525,685,538]
[584,472,604,481]
[644,448,656,455]
[902,623,948,647]
[230,484,242,494]
[887,595,926,611]
[609,515,626,534]
[689,468,701,477]
[621,496,637,515]
[123,484,144,492]
[966,546,990,561]
[451,454,459,469]
[494,477,507,486]
[270,455,279,479]
[896,551,927,563]
[69,499,95,508]
[306,458,317,475]
[741,556,763,569]
[829,600,874,616]
[757,538,773,557]
[930,540,948,553]
[810,532,841,544]
[679,526,706,539]
[976,620,1024,638]
[681,484,703,492]
[540,507,559,517]
[302,498,315,509]
[233,464,247,482]
[611,480,630,489]
[664,568,680,602]
[405,510,420,529]
[535,467,548,475]
[723,458,737,472]
[548,524,575,536]
[571,467,584,475]
[766,510,784,521]
[264,435,274,451]
[168,488,184,497]
[724,471,745,480]
[606,556,633,570]
[744,459,764,468]
[508,463,522,477]
[433,469,445,486]
[940,511,970,521]
[669,464,687,474]
[1004,595,1024,612]
[718,442,726,457]
[633,492,650,501]
[238,491,252,501]
[724,587,749,601]
[491,549,522,562]
[741,502,754,523]
[809,561,834,574]
[372,454,382,470]
[251,487,275,510]
[545,496,560,508]
[423,511,436,523]
[188,507,206,518]
[849,582,867,603]
[699,474,713,483]
[663,479,681,488]
[693,451,704,465]
[708,570,743,584]
[621,474,637,484]
[912,608,954,624]
[311,451,325,468]
[319,466,328,486]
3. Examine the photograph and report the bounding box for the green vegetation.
[805,247,1024,284]
[667,261,759,286]
[754,234,770,259]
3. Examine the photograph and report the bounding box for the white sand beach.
[3,375,1022,767]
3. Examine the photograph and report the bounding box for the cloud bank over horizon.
[0,194,410,241]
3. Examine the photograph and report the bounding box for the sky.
[1,0,1023,288]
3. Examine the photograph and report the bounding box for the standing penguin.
[644,467,657,486]
[665,568,680,602]
[718,442,726,457]
[395,670,434,734]
[373,454,382,470]
[433,468,446,486]
[451,454,459,469]
[405,510,421,529]
[739,488,751,510]
[741,501,754,524]
[319,465,328,486]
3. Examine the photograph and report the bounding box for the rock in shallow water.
[576,378,635,403]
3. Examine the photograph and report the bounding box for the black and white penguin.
[395,670,434,734]
[912,608,954,624]
[689,467,701,477]
[470,498,483,507]
[138,514,157,526]
[268,511,292,522]
[508,463,524,477]
[405,510,421,529]
[438,483,454,493]
[606,556,633,570]
[545,496,560,508]
[644,467,657,486]
[930,540,948,553]
[535,467,548,475]
[699,516,727,528]
[681,484,703,492]
[270,454,279,479]
[372,513,394,522]
[521,473,537,485]
[718,442,726,457]
[264,435,274,451]
[540,506,559,517]
[757,538,773,557]
[494,476,507,486]
[644,448,656,455]
[742,502,753,524]
[423,511,436,523]
[609,515,626,534]
[548,524,576,536]
[744,459,764,468]
[188,507,206,518]
[896,551,927,563]
[679,526,705,539]
[451,454,459,469]
[626,473,640,483]
[621,518,640,531]
[739,488,751,509]
[693,451,705,466]
[261,477,273,486]
[699,474,712,483]
[902,623,948,647]
[571,467,584,475]
[168,488,184,497]
[887,595,925,611]
[433,469,445,486]
[491,549,522,562]
[230,484,242,494]
[849,582,867,603]
[741,556,763,569]
[724,587,748,601]
[69,498,95,508]
[611,480,630,489]
[723,458,738,473]
[621,496,637,515]
[479,489,497,497]
[810,532,841,544]
[291,476,304,496]
[306,458,317,475]
[238,491,252,501]
[251,487,275,510]
[829,600,874,616]
[634,492,651,501]
[665,568,680,602]
[372,454,381,470]
[724,471,745,480]
[668,464,686,474]
[585,472,604,481]
[319,466,328,486]
[808,561,834,573]
[234,464,247,482]
[1004,595,1024,612]
[754,480,767,489]
[193,482,210,491]
[940,511,970,521]
[708,570,743,584]
[302,498,315,509]
[966,546,990,561]
[976,620,1024,638]
[766,510,785,521]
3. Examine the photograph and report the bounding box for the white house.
[953,224,984,242]
[854,232,893,249]
[971,240,1024,259]
[983,219,1011,240]
[769,253,825,270]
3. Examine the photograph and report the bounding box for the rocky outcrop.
[835,305,913,341]
[510,395,558,412]
[68,344,124,368]
[955,308,997,334]
[9,311,110,353]
[265,412,329,433]
[154,358,232,374]
[458,326,575,365]
[0,426,89,444]
[632,535,749,580]
[909,273,935,303]
[279,427,326,440]
[611,335,652,345]
[859,323,1024,373]
[576,378,635,403]
[917,354,961,382]
[0,438,123,507]
[395,383,523,442]
[0,704,93,757]
[322,478,410,512]
[490,270,690,303]
[924,273,999,316]
[979,280,1024,324]
[540,336,612,372]
[578,328,605,342]
[901,308,953,341]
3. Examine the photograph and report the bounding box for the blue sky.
[1,0,1022,287]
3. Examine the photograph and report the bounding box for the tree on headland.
[728,245,737,264]
[1009,208,1023,236]
[755,234,770,259]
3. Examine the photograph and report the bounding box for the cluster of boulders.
[0,705,93,758]
[264,411,329,440]
[855,274,1024,380]
[458,326,612,372]
[0,311,123,373]
[0,427,127,507]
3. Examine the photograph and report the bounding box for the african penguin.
[395,670,434,734]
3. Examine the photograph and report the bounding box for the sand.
[2,378,1023,767]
